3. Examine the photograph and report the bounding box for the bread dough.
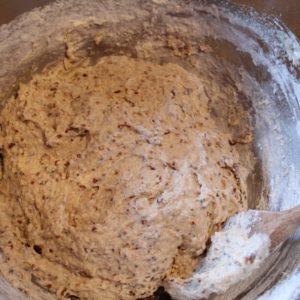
[0,56,248,299]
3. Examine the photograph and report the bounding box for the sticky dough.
[0,56,248,299]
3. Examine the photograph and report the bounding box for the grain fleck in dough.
[0,56,248,299]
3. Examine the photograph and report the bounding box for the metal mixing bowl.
[0,1,299,299]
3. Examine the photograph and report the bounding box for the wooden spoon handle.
[284,204,300,224]
[269,204,300,249]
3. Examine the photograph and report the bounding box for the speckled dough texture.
[0,56,248,299]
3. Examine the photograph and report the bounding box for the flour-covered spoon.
[166,205,300,300]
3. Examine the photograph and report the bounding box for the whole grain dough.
[0,56,248,299]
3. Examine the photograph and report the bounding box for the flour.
[167,211,271,299]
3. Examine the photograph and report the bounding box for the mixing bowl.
[0,0,299,299]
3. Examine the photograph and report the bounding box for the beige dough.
[0,56,248,299]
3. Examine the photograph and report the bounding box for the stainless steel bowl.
[0,1,299,299]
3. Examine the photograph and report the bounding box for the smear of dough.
[0,56,248,299]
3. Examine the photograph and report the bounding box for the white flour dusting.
[257,270,300,300]
[167,211,271,300]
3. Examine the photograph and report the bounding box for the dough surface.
[0,56,248,299]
